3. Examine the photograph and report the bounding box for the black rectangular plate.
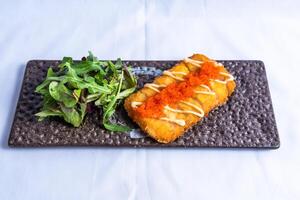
[8,60,280,148]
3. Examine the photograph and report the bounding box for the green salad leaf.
[35,51,137,131]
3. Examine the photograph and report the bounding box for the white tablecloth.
[1,0,299,199]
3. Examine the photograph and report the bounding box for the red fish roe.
[135,61,221,118]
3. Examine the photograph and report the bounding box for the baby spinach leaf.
[60,104,82,127]
[49,81,78,108]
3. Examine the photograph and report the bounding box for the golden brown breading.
[124,54,236,143]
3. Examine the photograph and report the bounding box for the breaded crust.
[124,54,236,143]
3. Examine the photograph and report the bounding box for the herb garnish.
[35,52,137,131]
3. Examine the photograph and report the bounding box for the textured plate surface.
[8,60,280,148]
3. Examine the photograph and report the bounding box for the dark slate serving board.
[8,60,280,148]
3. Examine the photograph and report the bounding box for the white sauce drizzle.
[194,84,216,95]
[200,84,212,91]
[219,72,235,81]
[184,57,223,69]
[206,60,223,67]
[164,105,204,118]
[163,71,185,81]
[132,63,234,125]
[184,57,203,67]
[180,101,204,117]
[210,72,235,85]
[210,79,227,84]
[144,85,160,92]
[194,90,216,95]
[216,62,223,67]
[131,102,142,108]
[160,117,186,126]
[145,83,167,88]
[144,83,166,92]
[170,71,187,75]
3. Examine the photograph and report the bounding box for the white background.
[0,0,300,199]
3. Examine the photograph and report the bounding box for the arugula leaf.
[64,65,111,94]
[35,109,63,121]
[35,68,62,93]
[102,70,129,131]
